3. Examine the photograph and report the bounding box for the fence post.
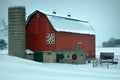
[95,59,97,67]
[101,59,103,67]
[93,59,94,68]
[107,60,109,69]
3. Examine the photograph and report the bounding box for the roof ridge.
[46,14,89,23]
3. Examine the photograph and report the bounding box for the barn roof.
[26,10,95,35]
[46,14,95,35]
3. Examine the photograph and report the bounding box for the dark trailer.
[100,52,114,60]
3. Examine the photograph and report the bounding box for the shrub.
[0,39,7,50]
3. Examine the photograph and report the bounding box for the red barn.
[26,10,95,63]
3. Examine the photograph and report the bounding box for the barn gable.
[26,10,56,51]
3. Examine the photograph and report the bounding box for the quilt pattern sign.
[46,33,55,44]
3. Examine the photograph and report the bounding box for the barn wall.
[43,52,56,63]
[56,32,95,58]
[26,12,55,52]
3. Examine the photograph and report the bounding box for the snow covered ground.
[0,48,120,80]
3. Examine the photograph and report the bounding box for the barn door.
[56,54,60,62]
[34,52,43,62]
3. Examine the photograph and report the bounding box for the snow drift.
[0,53,120,80]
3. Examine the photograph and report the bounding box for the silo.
[8,6,26,58]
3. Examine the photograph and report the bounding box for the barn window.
[46,33,55,44]
[87,53,89,56]
[47,52,52,55]
[36,13,40,18]
[80,54,83,56]
[66,55,70,58]
[65,55,71,59]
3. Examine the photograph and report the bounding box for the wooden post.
[93,59,94,68]
[107,59,109,69]
[95,59,97,67]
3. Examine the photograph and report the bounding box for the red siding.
[26,12,55,52]
[56,32,95,58]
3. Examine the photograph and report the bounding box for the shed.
[26,49,34,60]
[56,43,87,64]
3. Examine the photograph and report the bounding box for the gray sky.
[0,0,120,46]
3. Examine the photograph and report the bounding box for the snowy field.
[0,48,120,80]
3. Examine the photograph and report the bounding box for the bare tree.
[0,18,8,48]
[0,18,8,32]
[102,37,120,47]
[0,39,7,50]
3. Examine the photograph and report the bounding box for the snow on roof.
[26,49,34,54]
[47,14,95,35]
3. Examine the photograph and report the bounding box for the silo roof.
[46,14,95,35]
[9,0,25,7]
